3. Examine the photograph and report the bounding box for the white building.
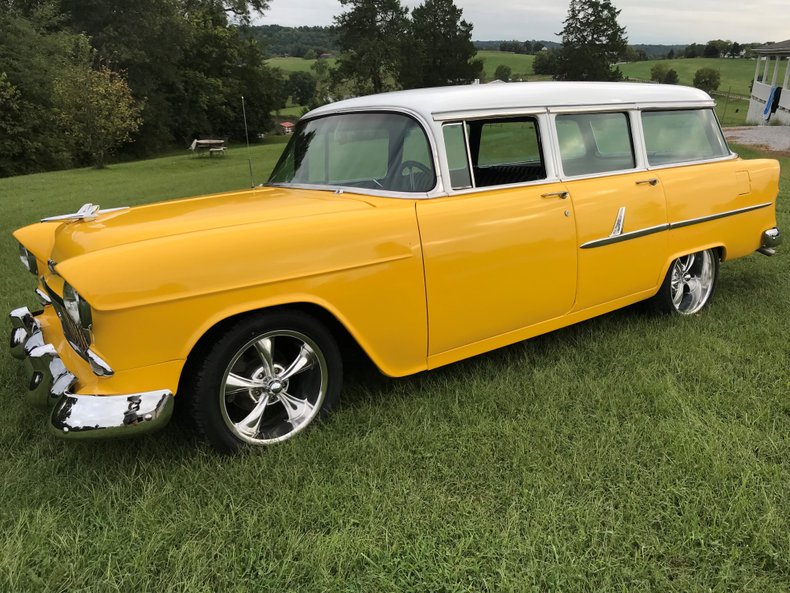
[747,40,790,124]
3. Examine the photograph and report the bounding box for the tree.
[555,0,628,81]
[334,0,409,94]
[666,48,675,59]
[664,69,679,84]
[54,65,142,168]
[693,67,721,93]
[650,63,669,83]
[406,0,482,88]
[494,64,512,82]
[532,49,559,75]
[288,71,317,105]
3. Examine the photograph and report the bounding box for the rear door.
[553,111,670,311]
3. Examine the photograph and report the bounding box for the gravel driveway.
[724,126,790,152]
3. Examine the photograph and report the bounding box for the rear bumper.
[10,306,174,440]
[758,227,782,256]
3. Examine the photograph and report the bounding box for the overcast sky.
[258,0,788,45]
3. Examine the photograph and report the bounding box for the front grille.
[44,282,91,359]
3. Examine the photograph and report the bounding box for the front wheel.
[185,311,342,453]
[649,248,720,315]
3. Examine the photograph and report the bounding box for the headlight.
[63,283,93,331]
[18,243,38,275]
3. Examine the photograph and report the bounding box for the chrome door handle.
[541,191,569,200]
[636,178,659,186]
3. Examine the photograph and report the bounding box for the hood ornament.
[41,203,129,223]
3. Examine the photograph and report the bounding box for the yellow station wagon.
[10,82,782,452]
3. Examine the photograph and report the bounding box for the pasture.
[0,143,787,592]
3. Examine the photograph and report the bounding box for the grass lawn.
[0,144,788,591]
[268,55,336,74]
[620,57,757,97]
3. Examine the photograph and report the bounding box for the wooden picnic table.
[190,138,227,157]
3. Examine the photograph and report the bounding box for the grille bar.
[44,282,91,358]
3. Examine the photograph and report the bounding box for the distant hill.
[247,25,338,58]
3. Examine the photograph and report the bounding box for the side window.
[556,112,635,177]
[467,117,546,187]
[442,123,472,189]
[641,109,730,166]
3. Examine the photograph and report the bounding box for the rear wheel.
[649,248,719,315]
[186,311,342,453]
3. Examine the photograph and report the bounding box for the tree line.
[0,0,481,177]
[0,0,283,177]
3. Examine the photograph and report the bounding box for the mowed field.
[0,143,788,591]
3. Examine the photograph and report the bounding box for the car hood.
[44,186,374,262]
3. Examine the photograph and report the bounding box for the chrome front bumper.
[9,306,174,440]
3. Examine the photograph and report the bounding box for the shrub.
[693,67,721,94]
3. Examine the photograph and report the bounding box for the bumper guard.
[10,306,174,440]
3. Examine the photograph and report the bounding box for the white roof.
[307,81,714,122]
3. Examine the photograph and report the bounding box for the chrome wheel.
[219,330,328,445]
[669,250,716,315]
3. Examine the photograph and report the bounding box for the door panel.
[417,183,577,355]
[567,172,669,311]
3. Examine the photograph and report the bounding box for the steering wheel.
[398,160,432,191]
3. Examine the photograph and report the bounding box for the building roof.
[306,81,714,122]
[755,39,790,55]
[280,121,295,128]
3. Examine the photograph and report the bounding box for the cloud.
[257,0,789,44]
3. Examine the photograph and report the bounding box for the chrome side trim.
[669,202,773,229]
[580,202,774,249]
[580,223,669,249]
[50,390,174,439]
[610,206,626,237]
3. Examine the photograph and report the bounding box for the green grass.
[267,56,336,73]
[0,144,788,592]
[620,57,758,97]
[477,50,537,81]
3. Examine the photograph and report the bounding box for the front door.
[417,116,577,357]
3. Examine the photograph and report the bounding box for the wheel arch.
[177,301,377,398]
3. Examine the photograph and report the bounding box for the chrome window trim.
[437,176,563,198]
[645,153,739,171]
[580,202,774,249]
[265,182,435,200]
[433,107,546,122]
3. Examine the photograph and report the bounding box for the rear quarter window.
[641,109,730,166]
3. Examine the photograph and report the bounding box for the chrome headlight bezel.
[63,283,93,332]
[18,243,38,275]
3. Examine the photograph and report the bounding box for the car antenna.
[241,95,255,188]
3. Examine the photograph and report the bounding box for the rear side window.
[466,117,546,187]
[556,112,635,177]
[641,109,730,166]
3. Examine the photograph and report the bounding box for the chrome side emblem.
[609,206,626,238]
[41,203,128,223]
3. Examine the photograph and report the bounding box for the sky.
[257,0,789,45]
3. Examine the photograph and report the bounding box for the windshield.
[268,112,436,193]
